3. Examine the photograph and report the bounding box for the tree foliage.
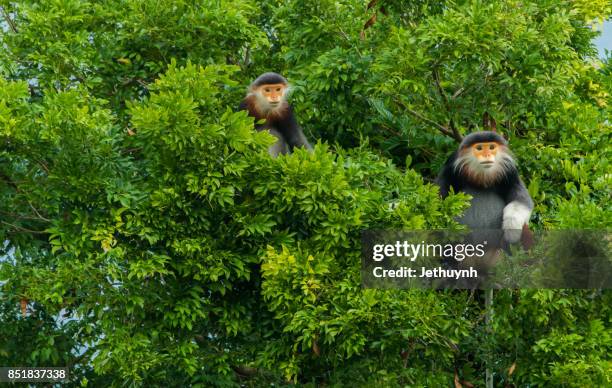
[0,0,610,386]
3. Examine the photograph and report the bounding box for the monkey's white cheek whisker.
[453,155,471,175]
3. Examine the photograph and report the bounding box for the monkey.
[238,72,313,157]
[434,131,534,287]
[436,131,534,246]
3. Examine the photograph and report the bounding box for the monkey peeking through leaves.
[238,72,313,157]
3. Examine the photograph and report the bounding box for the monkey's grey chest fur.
[457,186,505,229]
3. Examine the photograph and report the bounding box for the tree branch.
[28,201,51,222]
[394,98,463,142]
[0,6,18,33]
[1,220,47,234]
[432,67,462,142]
[432,68,450,112]
[0,210,47,222]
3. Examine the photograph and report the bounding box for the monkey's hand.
[502,201,532,243]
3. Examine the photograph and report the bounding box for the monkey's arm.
[502,178,534,243]
[435,173,451,198]
[282,106,313,151]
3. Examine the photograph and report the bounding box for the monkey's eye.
[476,145,483,151]
[276,88,282,92]
[264,88,271,92]
[489,144,496,150]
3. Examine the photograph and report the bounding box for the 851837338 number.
[0,367,69,382]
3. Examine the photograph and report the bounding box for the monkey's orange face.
[257,83,287,106]
[471,142,500,168]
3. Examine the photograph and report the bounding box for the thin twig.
[432,68,451,113]
[28,201,51,222]
[449,118,462,142]
[395,98,462,142]
[380,124,402,137]
[338,27,362,58]
[34,159,50,174]
[338,27,351,42]
[0,6,18,33]
[1,220,47,234]
[0,210,46,221]
[432,68,462,141]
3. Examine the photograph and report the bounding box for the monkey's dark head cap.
[460,131,507,149]
[250,72,288,87]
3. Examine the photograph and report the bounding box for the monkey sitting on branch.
[238,72,313,157]
[436,131,534,247]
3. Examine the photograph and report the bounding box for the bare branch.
[0,6,18,33]
[394,98,463,142]
[432,68,450,112]
[0,210,47,222]
[1,220,47,234]
[34,159,50,174]
[28,201,51,222]
[432,67,462,142]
